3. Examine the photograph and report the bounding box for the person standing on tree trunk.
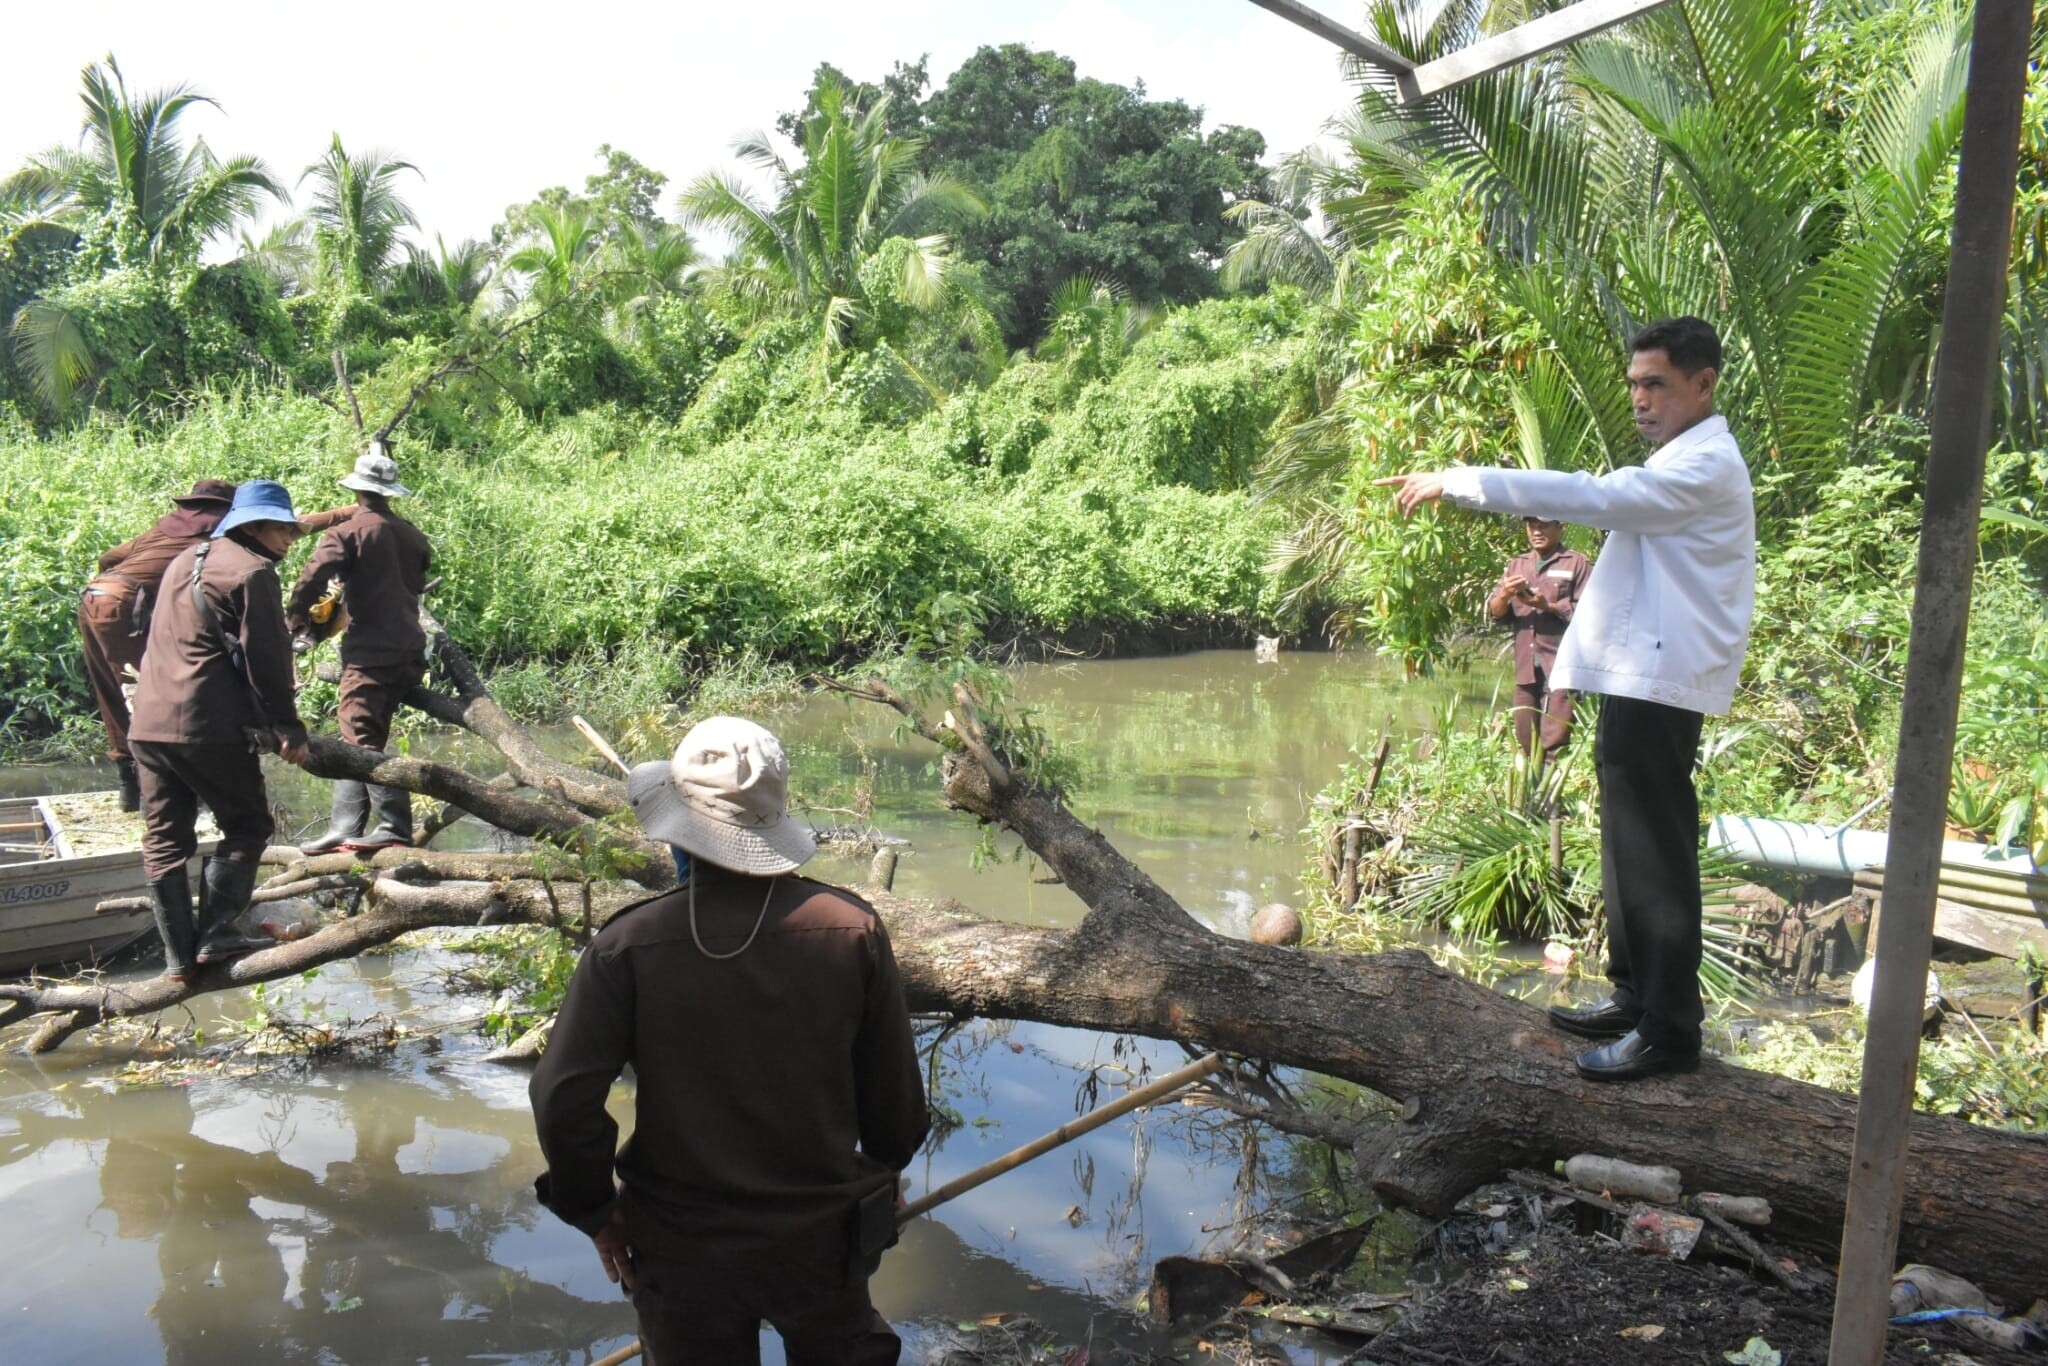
[80,482,353,811]
[288,445,432,854]
[1377,317,1755,1083]
[128,481,314,984]
[530,717,928,1366]
[1487,517,1591,761]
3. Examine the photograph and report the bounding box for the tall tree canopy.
[783,47,1271,348]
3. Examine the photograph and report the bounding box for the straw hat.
[340,443,412,498]
[627,717,817,875]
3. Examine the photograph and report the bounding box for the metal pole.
[1828,4,2033,1360]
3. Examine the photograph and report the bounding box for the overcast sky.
[3,1,1357,249]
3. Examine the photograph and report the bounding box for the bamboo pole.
[586,1053,1226,1366]
[1831,4,2034,1359]
[572,715,632,777]
[898,1052,1224,1220]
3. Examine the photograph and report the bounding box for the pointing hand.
[1374,472,1447,518]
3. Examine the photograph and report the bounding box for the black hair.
[1629,316,1722,376]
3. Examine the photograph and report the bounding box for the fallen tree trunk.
[10,654,2046,1305]
[827,675,2048,1307]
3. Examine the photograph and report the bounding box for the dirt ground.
[1349,1184,2043,1366]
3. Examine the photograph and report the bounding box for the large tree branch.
[0,875,647,1050]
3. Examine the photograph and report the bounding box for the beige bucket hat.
[340,442,412,497]
[627,717,817,875]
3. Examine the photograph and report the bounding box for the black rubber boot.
[347,783,414,851]
[116,758,141,813]
[301,781,369,855]
[148,867,198,983]
[195,857,271,964]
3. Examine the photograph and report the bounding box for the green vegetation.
[4,5,2048,1108]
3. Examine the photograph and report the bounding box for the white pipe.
[1706,814,2038,878]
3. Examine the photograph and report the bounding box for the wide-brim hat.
[340,444,412,498]
[627,717,817,875]
[213,479,301,538]
[172,478,237,509]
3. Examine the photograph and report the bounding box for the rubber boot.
[346,784,414,851]
[301,781,369,855]
[149,867,198,983]
[195,856,271,965]
[115,758,141,813]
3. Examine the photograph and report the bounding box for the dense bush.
[0,294,1302,746]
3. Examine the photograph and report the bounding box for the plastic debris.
[1621,1205,1703,1259]
[1697,1192,1772,1227]
[1890,1264,2047,1351]
[1563,1154,1683,1204]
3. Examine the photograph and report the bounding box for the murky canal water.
[2,650,1489,1364]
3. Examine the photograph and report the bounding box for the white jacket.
[1441,413,1755,716]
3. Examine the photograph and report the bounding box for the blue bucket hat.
[212,480,300,538]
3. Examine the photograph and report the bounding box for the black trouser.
[131,740,274,881]
[1595,695,1706,1052]
[628,1253,898,1366]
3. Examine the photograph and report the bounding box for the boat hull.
[0,794,216,977]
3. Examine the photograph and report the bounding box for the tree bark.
[840,676,2048,1308]
[12,659,2047,1307]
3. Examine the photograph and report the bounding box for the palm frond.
[10,299,96,416]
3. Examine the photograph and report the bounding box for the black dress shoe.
[1548,997,1639,1039]
[1575,1029,1701,1083]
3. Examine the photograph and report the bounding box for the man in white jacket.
[1378,317,1754,1082]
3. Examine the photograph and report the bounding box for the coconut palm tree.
[501,200,603,306]
[387,235,495,321]
[1317,0,1973,489]
[678,77,984,328]
[0,55,282,266]
[299,134,420,291]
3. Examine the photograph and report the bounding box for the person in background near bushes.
[1377,316,1755,1082]
[1487,516,1591,762]
[80,481,352,811]
[288,443,433,854]
[530,716,928,1366]
[128,481,313,984]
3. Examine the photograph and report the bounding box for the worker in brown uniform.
[81,482,355,810]
[531,717,928,1365]
[128,481,312,983]
[1486,516,1592,762]
[287,446,433,853]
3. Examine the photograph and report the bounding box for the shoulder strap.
[190,543,250,683]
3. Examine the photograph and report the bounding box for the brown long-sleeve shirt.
[90,505,358,634]
[1492,546,1592,684]
[530,867,928,1288]
[286,507,432,667]
[129,534,307,747]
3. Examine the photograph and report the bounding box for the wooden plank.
[1243,0,1416,74]
[1830,3,2037,1359]
[1401,0,1682,102]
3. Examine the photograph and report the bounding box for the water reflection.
[1,650,1471,1363]
[3,1058,634,1364]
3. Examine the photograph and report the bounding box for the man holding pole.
[530,716,926,1365]
[1378,317,1754,1082]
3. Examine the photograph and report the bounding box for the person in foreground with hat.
[128,480,315,983]
[79,481,354,810]
[530,717,928,1366]
[287,443,433,854]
